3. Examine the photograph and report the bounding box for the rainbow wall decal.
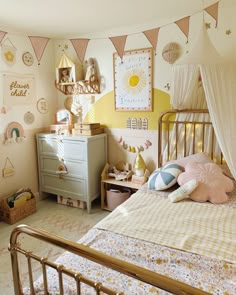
[5,122,25,144]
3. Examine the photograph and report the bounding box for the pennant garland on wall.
[143,27,160,54]
[28,36,49,65]
[109,35,127,60]
[205,2,219,27]
[1,38,17,66]
[0,1,220,65]
[175,16,190,43]
[70,38,90,63]
[67,1,220,63]
[0,31,7,44]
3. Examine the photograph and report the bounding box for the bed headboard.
[158,109,223,167]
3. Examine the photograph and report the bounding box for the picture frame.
[37,98,48,114]
[113,47,153,111]
[55,109,72,124]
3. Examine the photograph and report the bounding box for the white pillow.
[168,179,199,203]
[148,163,184,190]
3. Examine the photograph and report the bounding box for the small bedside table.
[101,163,142,210]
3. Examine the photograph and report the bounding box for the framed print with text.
[113,47,153,111]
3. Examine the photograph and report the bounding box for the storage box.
[0,190,36,225]
[131,174,147,185]
[57,195,86,209]
[106,189,131,211]
[72,128,104,136]
[74,122,100,130]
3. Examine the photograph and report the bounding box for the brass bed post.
[175,122,178,161]
[193,123,196,155]
[202,124,205,153]
[211,125,214,161]
[158,112,164,167]
[26,251,35,294]
[9,230,23,295]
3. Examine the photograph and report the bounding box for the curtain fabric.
[161,65,209,164]
[200,63,236,178]
[165,24,236,179]
[170,64,202,109]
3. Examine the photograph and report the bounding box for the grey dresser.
[36,133,107,213]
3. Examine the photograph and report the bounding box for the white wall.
[53,1,236,171]
[0,35,57,197]
[0,0,235,197]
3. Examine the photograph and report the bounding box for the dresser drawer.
[41,173,86,201]
[62,139,87,160]
[37,137,86,161]
[39,156,87,178]
[38,137,59,155]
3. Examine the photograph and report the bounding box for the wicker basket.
[0,190,36,225]
[106,189,131,211]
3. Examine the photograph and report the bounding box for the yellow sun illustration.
[4,51,15,62]
[123,69,147,95]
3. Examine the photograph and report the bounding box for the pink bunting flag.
[109,35,127,59]
[175,16,190,43]
[70,39,90,64]
[29,36,49,65]
[0,31,7,44]
[143,27,160,53]
[205,2,219,27]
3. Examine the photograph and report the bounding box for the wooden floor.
[0,195,109,294]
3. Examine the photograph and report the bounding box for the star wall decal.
[225,29,231,35]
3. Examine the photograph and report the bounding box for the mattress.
[24,186,236,294]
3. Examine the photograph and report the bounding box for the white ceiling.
[0,0,222,38]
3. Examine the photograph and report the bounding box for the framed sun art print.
[113,47,153,111]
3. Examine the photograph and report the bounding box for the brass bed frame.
[9,109,219,295]
[158,109,223,167]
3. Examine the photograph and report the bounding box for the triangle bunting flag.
[70,39,90,64]
[0,31,7,44]
[205,2,219,27]
[28,36,49,65]
[175,16,190,43]
[143,27,160,53]
[109,35,127,59]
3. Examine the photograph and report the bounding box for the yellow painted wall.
[85,88,171,129]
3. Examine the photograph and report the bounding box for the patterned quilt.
[23,186,236,294]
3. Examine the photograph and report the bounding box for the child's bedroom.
[0,0,235,294]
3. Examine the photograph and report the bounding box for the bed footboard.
[9,224,210,295]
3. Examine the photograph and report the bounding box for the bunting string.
[0,1,220,64]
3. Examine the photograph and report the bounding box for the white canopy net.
[169,24,236,178]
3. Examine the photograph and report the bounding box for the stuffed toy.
[177,162,234,204]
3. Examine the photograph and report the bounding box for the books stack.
[72,122,104,136]
[131,174,148,185]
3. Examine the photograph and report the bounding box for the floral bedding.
[23,185,236,294]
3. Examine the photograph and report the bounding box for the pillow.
[168,179,199,203]
[178,162,234,204]
[218,163,235,180]
[148,163,183,190]
[167,152,212,168]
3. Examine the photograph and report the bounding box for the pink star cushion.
[177,162,234,204]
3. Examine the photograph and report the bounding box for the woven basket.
[106,189,131,211]
[0,191,36,225]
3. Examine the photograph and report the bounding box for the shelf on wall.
[55,74,100,95]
